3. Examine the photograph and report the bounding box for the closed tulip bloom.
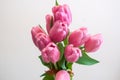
[52,4,72,26]
[64,44,82,62]
[36,33,51,51]
[55,70,70,80]
[31,25,45,46]
[45,14,53,33]
[41,42,60,63]
[49,21,69,43]
[68,27,89,47]
[85,34,103,53]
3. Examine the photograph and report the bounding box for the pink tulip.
[41,42,60,63]
[68,27,89,47]
[49,21,69,43]
[52,4,72,26]
[45,14,53,33]
[36,33,51,51]
[85,34,103,53]
[64,44,82,62]
[31,25,45,46]
[55,70,70,80]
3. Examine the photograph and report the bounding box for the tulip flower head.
[49,21,69,43]
[85,34,103,53]
[55,70,70,80]
[68,27,89,47]
[41,42,60,63]
[65,44,82,62]
[31,25,45,46]
[36,33,51,51]
[52,4,72,26]
[45,14,53,33]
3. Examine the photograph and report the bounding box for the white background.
[0,0,120,80]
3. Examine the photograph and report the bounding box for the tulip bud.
[55,70,70,80]
[45,14,53,33]
[64,44,82,62]
[68,27,89,47]
[49,21,69,43]
[85,34,103,53]
[52,4,72,26]
[36,33,51,51]
[31,25,45,46]
[41,42,60,63]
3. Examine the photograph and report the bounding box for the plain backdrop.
[0,0,120,80]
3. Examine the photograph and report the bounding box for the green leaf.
[38,56,51,68]
[57,42,64,60]
[63,37,68,46]
[66,62,73,70]
[40,72,47,77]
[43,74,54,80]
[57,42,67,70]
[76,51,99,65]
[57,56,67,70]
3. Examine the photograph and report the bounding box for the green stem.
[63,38,68,47]
[54,63,58,70]
[53,74,56,80]
[49,62,53,69]
[70,76,73,80]
[55,0,59,6]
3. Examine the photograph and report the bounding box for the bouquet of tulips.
[31,0,103,80]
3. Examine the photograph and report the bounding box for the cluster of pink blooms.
[31,3,103,80]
